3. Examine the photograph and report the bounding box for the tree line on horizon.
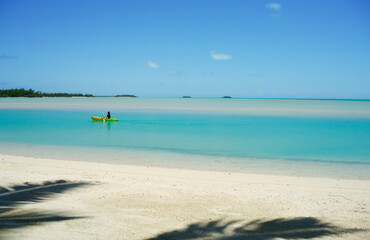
[0,88,94,97]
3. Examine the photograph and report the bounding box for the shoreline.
[1,153,369,239]
[1,142,370,180]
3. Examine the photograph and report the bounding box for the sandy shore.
[0,154,369,239]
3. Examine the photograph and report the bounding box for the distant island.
[0,88,94,97]
[222,96,232,98]
[115,94,137,98]
[182,96,191,98]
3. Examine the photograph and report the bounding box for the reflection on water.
[92,120,118,132]
[103,121,111,131]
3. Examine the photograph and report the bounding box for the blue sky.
[0,0,369,98]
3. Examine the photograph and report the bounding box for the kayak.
[91,116,119,121]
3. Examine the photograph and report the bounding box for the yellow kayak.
[91,116,119,121]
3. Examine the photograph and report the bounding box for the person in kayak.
[102,111,111,119]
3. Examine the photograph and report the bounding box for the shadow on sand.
[146,218,365,240]
[0,180,92,238]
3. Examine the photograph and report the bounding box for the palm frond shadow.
[146,217,364,240]
[0,180,92,233]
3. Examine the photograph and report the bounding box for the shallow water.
[1,98,369,179]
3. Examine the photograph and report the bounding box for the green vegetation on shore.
[115,94,137,97]
[0,88,94,97]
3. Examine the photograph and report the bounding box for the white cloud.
[265,3,281,11]
[147,60,159,69]
[210,51,232,60]
[169,70,177,74]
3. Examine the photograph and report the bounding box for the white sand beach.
[0,154,369,240]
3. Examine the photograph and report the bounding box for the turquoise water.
[1,98,370,178]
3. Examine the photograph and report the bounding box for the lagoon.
[1,97,370,179]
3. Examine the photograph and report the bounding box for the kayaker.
[102,111,111,119]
